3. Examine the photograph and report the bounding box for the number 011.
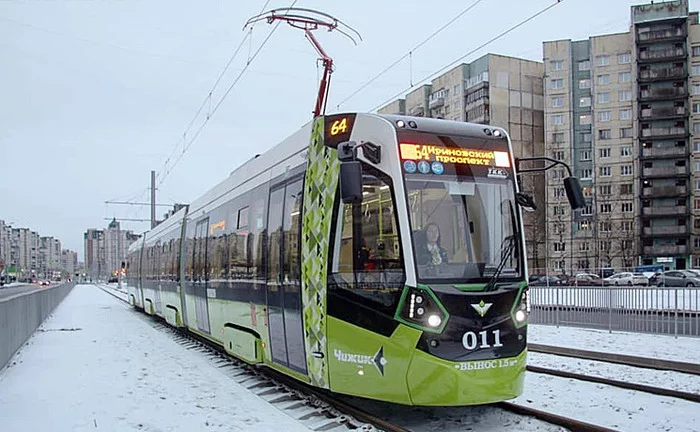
[462,330,503,350]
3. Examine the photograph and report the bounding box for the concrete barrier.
[0,282,76,370]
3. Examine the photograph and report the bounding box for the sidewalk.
[0,284,313,432]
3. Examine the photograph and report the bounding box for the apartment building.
[544,0,700,272]
[84,219,138,279]
[378,53,547,270]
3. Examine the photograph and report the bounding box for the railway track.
[93,284,646,432]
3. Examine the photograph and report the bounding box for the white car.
[604,272,648,286]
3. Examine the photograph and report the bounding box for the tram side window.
[248,184,268,282]
[330,167,405,293]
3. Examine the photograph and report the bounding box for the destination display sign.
[399,143,511,168]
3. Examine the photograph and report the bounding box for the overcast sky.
[2,0,698,261]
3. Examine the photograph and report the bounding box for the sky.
[2,0,700,261]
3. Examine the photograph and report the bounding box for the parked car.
[529,275,564,286]
[604,272,649,286]
[108,277,118,283]
[649,270,700,287]
[572,273,604,286]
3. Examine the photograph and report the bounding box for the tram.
[125,112,582,405]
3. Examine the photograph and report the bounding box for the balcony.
[637,27,685,43]
[641,185,687,197]
[638,47,686,62]
[643,245,688,255]
[428,96,445,110]
[640,126,687,139]
[643,226,688,236]
[641,205,687,216]
[640,106,687,119]
[642,166,688,177]
[639,67,686,82]
[641,145,688,158]
[639,87,687,100]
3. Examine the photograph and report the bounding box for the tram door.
[266,179,307,373]
[193,219,211,334]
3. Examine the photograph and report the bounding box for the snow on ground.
[529,324,700,364]
[96,283,129,302]
[514,371,700,432]
[0,284,313,432]
[528,351,700,396]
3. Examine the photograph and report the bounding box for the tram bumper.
[405,349,526,406]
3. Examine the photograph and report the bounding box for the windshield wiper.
[484,199,520,291]
[483,234,518,291]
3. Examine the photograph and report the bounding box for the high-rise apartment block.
[378,53,547,270]
[84,218,139,280]
[544,0,700,271]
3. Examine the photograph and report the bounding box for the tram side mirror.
[340,161,363,204]
[564,177,586,210]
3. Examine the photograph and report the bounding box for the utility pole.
[151,170,156,229]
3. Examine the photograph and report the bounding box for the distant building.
[84,219,138,280]
[543,0,700,271]
[61,249,78,277]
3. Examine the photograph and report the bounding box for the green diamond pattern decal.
[301,117,339,389]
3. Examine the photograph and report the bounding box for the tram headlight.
[399,287,448,333]
[427,314,442,327]
[515,309,526,323]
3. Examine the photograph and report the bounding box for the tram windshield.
[398,131,522,284]
[406,176,521,283]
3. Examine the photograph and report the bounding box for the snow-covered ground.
[529,324,700,364]
[0,284,314,432]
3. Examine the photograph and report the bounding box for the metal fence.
[528,285,700,337]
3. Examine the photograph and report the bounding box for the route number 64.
[462,330,503,350]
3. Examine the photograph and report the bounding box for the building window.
[597,55,610,66]
[600,148,611,158]
[553,205,566,215]
[695,141,700,153]
[551,78,564,89]
[580,96,591,107]
[600,203,612,213]
[695,199,700,210]
[620,183,633,194]
[618,71,632,82]
[621,165,633,176]
[581,168,592,179]
[599,111,611,122]
[621,221,632,231]
[620,128,633,139]
[693,103,700,114]
[552,168,565,180]
[581,206,593,216]
[554,242,566,252]
[579,79,591,89]
[600,166,611,176]
[552,96,564,107]
[693,46,700,56]
[553,150,565,160]
[598,185,611,196]
[583,186,593,197]
[621,202,633,212]
[579,242,590,252]
[554,187,566,198]
[599,129,612,139]
[618,53,632,64]
[599,221,611,232]
[694,122,700,134]
[598,74,610,85]
[579,60,591,71]
[553,132,565,143]
[597,92,611,104]
[695,238,700,248]
[621,146,632,156]
[551,60,564,71]
[553,114,565,125]
[693,83,700,95]
[580,114,592,125]
[582,132,592,142]
[693,65,700,75]
[581,150,591,161]
[580,220,592,230]
[620,109,632,120]
[618,90,632,101]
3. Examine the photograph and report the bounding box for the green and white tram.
[125,113,582,406]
